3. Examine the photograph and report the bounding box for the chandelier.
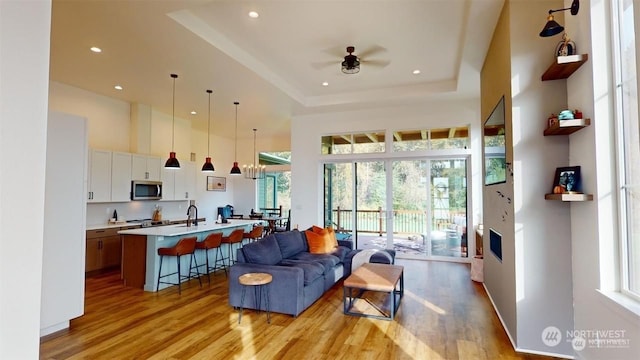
[244,128,266,180]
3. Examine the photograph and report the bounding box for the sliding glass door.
[324,157,468,260]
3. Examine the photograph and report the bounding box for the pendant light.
[539,0,580,37]
[164,73,180,169]
[201,89,215,172]
[244,128,266,180]
[230,101,242,175]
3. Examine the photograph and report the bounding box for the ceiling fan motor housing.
[342,46,360,73]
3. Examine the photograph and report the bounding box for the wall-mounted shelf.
[544,118,591,136]
[541,54,589,81]
[545,193,593,202]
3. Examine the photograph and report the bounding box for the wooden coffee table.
[343,263,404,320]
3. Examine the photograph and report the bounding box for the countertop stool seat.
[221,228,245,266]
[156,236,201,294]
[238,272,272,324]
[242,225,264,245]
[195,232,226,284]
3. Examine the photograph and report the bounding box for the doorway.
[324,158,468,260]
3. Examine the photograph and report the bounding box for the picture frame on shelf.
[206,176,226,191]
[552,166,581,193]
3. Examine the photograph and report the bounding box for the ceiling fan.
[312,45,390,74]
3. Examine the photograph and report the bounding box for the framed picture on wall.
[552,166,581,193]
[207,176,226,191]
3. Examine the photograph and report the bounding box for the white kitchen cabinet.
[161,161,196,201]
[111,152,132,202]
[132,154,162,181]
[87,149,112,202]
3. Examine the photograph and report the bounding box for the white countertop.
[117,219,257,237]
[86,217,205,231]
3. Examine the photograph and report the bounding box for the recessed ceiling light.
[322,82,329,86]
[412,70,421,75]
[248,11,259,18]
[190,111,197,115]
[114,85,123,90]
[90,46,102,53]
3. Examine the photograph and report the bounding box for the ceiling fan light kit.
[341,46,360,74]
[539,0,579,37]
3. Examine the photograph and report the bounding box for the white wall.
[567,0,640,358]
[510,1,573,355]
[0,0,51,358]
[291,99,482,234]
[49,82,131,152]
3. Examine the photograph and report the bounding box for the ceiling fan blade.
[321,45,347,58]
[311,60,337,70]
[361,59,390,68]
[358,45,388,59]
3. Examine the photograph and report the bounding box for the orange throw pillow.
[305,227,338,254]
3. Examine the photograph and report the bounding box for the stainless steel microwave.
[131,180,162,200]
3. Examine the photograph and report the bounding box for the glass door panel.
[355,161,386,250]
[429,159,468,258]
[323,163,353,236]
[390,160,429,257]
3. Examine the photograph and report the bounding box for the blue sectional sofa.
[228,229,354,317]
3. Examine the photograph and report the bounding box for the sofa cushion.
[241,235,282,265]
[305,228,338,254]
[274,230,307,258]
[287,252,340,273]
[278,259,324,285]
[330,245,351,262]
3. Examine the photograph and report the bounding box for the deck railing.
[331,207,465,235]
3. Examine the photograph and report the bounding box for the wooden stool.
[238,272,272,324]
[156,236,201,294]
[195,232,226,284]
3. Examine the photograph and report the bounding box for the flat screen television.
[483,96,507,186]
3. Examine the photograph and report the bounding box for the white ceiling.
[50,0,503,141]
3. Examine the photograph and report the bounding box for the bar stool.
[156,236,201,294]
[195,232,226,284]
[221,228,245,266]
[243,225,264,245]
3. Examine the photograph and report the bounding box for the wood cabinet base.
[121,235,147,289]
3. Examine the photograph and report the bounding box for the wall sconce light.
[230,101,242,175]
[164,73,180,169]
[539,0,579,37]
[244,128,266,180]
[201,89,215,172]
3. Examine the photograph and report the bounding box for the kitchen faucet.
[187,205,198,226]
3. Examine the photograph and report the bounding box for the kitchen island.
[118,220,256,292]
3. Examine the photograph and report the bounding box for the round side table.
[238,272,272,324]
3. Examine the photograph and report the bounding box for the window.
[321,132,385,154]
[613,0,640,300]
[322,127,469,155]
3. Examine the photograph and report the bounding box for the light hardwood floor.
[40,259,557,359]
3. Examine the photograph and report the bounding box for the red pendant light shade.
[202,89,215,172]
[165,73,180,169]
[230,101,242,175]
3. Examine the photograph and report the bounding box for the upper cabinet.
[111,152,132,202]
[131,154,161,181]
[87,149,112,202]
[161,161,196,201]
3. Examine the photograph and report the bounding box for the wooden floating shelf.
[545,193,594,202]
[542,54,589,81]
[544,118,591,136]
